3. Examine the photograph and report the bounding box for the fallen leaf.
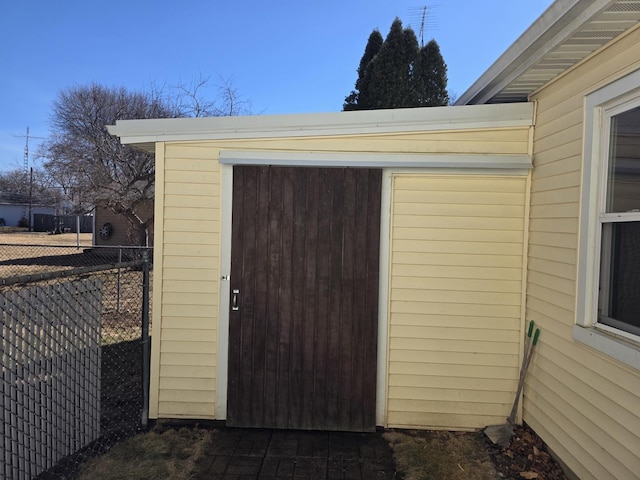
[519,472,539,479]
[533,446,540,456]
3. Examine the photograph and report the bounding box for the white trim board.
[219,151,532,170]
[107,103,534,151]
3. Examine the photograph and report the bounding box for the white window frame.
[576,69,640,369]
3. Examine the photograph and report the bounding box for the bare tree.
[39,84,178,244]
[170,74,253,117]
[39,79,250,245]
[0,167,56,205]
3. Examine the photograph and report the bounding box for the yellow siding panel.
[165,194,221,209]
[159,389,215,404]
[392,264,522,281]
[158,402,216,418]
[391,288,521,306]
[390,300,521,318]
[161,316,217,330]
[163,232,221,246]
[387,410,499,431]
[392,226,524,243]
[390,337,516,355]
[389,386,514,404]
[163,218,219,234]
[160,365,216,379]
[161,328,217,342]
[526,28,640,479]
[388,174,528,430]
[162,279,218,294]
[393,239,523,255]
[392,276,521,293]
[165,182,219,197]
[153,142,222,421]
[159,377,217,392]
[390,349,517,368]
[393,252,522,268]
[160,340,215,354]
[205,128,530,155]
[163,267,219,281]
[393,215,524,231]
[390,313,519,330]
[164,206,218,221]
[161,352,216,367]
[389,373,514,392]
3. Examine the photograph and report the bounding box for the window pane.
[600,221,640,336]
[607,106,640,213]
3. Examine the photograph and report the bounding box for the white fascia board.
[219,150,532,170]
[107,103,534,146]
[455,0,612,105]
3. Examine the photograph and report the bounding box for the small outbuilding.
[109,1,640,478]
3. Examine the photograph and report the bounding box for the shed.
[108,0,640,477]
[110,103,535,433]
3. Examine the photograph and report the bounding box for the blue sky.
[0,0,554,172]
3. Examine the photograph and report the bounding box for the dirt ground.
[72,422,569,480]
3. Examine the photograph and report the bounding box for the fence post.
[141,250,151,428]
[116,248,122,312]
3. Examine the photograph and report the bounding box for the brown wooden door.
[227,166,381,432]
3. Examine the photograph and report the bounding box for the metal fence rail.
[0,244,151,479]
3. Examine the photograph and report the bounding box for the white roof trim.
[219,150,533,170]
[456,0,615,105]
[107,103,534,149]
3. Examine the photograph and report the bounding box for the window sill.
[573,325,640,370]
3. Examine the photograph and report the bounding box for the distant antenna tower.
[22,127,30,221]
[13,127,44,224]
[24,127,29,177]
[408,5,440,47]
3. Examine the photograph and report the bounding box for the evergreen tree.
[414,39,449,106]
[343,18,448,110]
[344,30,383,111]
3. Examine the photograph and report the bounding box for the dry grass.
[76,427,214,480]
[384,430,497,480]
[0,229,93,247]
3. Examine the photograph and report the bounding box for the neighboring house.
[0,193,55,228]
[93,200,154,246]
[108,1,640,478]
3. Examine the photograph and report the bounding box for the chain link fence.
[0,243,152,479]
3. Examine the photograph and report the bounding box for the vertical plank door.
[227,166,381,432]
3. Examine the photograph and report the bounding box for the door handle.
[232,289,240,311]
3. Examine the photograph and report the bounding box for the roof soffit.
[456,0,640,105]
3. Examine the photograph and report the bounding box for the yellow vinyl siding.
[203,127,530,155]
[526,27,640,480]
[387,174,527,430]
[150,123,532,422]
[153,142,221,419]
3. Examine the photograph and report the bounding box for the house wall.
[387,173,529,430]
[94,208,131,246]
[0,204,55,228]
[150,126,534,425]
[526,26,640,479]
[94,200,154,246]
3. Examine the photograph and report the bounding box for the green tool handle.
[532,328,540,345]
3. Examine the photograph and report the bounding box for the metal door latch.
[232,289,240,311]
